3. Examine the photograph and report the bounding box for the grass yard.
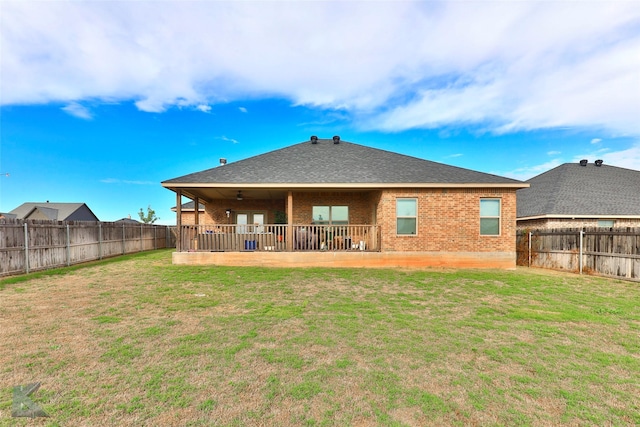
[0,249,638,426]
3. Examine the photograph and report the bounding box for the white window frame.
[480,198,501,236]
[396,198,417,236]
[597,220,615,228]
[312,206,349,225]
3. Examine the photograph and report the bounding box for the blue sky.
[1,1,639,225]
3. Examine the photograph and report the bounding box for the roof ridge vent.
[595,159,603,167]
[310,136,318,144]
[333,135,340,144]
[579,159,588,166]
[219,158,227,166]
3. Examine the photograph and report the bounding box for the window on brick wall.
[312,206,348,225]
[480,199,501,235]
[597,220,615,227]
[396,198,417,235]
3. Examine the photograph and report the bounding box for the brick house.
[517,160,640,230]
[171,201,205,225]
[162,136,528,269]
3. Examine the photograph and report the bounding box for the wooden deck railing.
[178,224,380,252]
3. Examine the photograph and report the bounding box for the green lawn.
[0,249,638,426]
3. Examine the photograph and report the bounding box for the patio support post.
[194,196,200,226]
[286,191,293,252]
[176,190,182,252]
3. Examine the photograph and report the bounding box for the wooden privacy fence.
[517,227,640,281]
[0,219,176,277]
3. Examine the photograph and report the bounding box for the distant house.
[115,217,141,224]
[0,212,17,220]
[171,201,205,225]
[9,202,100,222]
[517,160,640,230]
[162,136,528,269]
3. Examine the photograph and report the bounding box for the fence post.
[528,231,532,267]
[98,222,103,260]
[66,223,71,266]
[122,223,125,255]
[140,224,144,252]
[24,222,30,274]
[579,230,584,274]
[154,226,157,250]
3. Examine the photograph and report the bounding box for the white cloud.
[500,141,640,180]
[217,136,238,144]
[196,104,211,113]
[2,1,640,136]
[591,138,602,144]
[572,142,640,171]
[500,159,564,181]
[547,151,561,156]
[238,107,248,113]
[62,102,92,119]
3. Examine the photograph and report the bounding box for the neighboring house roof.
[0,212,17,219]
[517,162,640,219]
[9,202,100,221]
[163,138,526,187]
[171,201,205,212]
[115,217,141,224]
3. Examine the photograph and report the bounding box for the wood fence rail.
[516,227,640,281]
[0,219,176,277]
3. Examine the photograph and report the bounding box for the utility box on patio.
[244,240,257,251]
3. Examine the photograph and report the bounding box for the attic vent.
[579,159,588,166]
[310,136,318,144]
[333,135,340,144]
[219,158,227,165]
[595,159,603,167]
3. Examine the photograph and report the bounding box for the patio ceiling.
[173,187,287,203]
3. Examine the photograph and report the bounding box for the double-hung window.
[397,198,417,235]
[480,199,501,235]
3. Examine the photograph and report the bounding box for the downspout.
[579,230,584,274]
[528,231,532,268]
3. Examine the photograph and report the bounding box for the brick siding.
[179,188,517,254]
[376,188,517,253]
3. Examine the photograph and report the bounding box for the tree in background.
[138,205,159,224]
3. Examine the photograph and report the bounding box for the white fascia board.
[163,182,529,189]
[518,214,640,220]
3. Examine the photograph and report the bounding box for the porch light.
[225,209,231,218]
[236,191,243,201]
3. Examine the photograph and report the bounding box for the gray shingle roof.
[9,202,99,221]
[517,162,640,218]
[171,201,205,211]
[163,139,524,185]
